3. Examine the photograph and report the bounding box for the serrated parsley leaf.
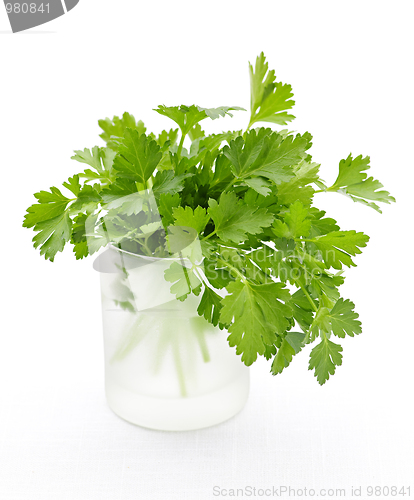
[271,331,305,375]
[290,289,315,330]
[157,128,179,148]
[157,192,181,227]
[273,200,311,239]
[310,306,331,341]
[328,154,395,213]
[164,261,202,301]
[197,286,224,328]
[73,240,89,260]
[309,338,343,385]
[330,298,362,338]
[208,192,274,243]
[71,213,90,260]
[104,192,144,216]
[155,105,244,136]
[165,226,202,262]
[72,147,116,183]
[152,170,191,197]
[70,185,101,212]
[308,208,340,236]
[223,129,310,185]
[188,123,205,142]
[309,272,344,303]
[98,112,146,149]
[32,212,72,262]
[249,52,295,128]
[276,160,320,206]
[222,133,263,176]
[62,175,82,196]
[203,257,234,289]
[310,230,369,269]
[113,130,162,184]
[173,206,210,233]
[23,179,102,261]
[199,106,245,119]
[251,132,311,184]
[72,147,103,173]
[23,187,70,228]
[221,280,292,365]
[243,177,273,196]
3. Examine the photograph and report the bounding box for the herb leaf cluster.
[23,53,394,384]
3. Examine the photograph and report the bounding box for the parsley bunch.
[23,53,394,384]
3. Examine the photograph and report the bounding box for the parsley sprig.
[23,53,394,385]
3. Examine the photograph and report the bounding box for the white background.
[1,1,413,499]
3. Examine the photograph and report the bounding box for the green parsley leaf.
[164,261,202,301]
[157,128,179,148]
[70,184,101,212]
[328,154,395,213]
[152,170,191,196]
[276,160,320,206]
[203,257,234,289]
[271,331,305,375]
[155,105,244,136]
[223,129,310,185]
[173,206,210,233]
[72,147,116,183]
[104,192,145,216]
[273,200,311,239]
[330,298,362,338]
[197,286,224,328]
[23,187,71,228]
[249,52,295,128]
[157,192,181,227]
[71,213,89,260]
[243,177,273,196]
[309,272,344,303]
[188,123,205,142]
[309,338,343,385]
[100,178,138,203]
[308,208,340,236]
[221,280,292,365]
[310,306,331,341]
[113,130,162,184]
[99,112,147,150]
[32,212,72,262]
[310,230,369,269]
[290,290,315,330]
[208,192,274,244]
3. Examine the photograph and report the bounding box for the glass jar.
[94,245,250,431]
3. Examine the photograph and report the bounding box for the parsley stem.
[295,238,315,243]
[296,281,318,313]
[177,133,186,159]
[223,177,238,193]
[314,186,335,194]
[202,229,217,241]
[217,258,247,283]
[172,339,187,397]
[304,311,319,344]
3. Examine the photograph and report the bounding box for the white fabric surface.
[0,365,412,500]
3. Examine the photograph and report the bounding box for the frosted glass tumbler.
[94,246,250,431]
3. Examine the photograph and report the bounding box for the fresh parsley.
[23,53,395,385]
